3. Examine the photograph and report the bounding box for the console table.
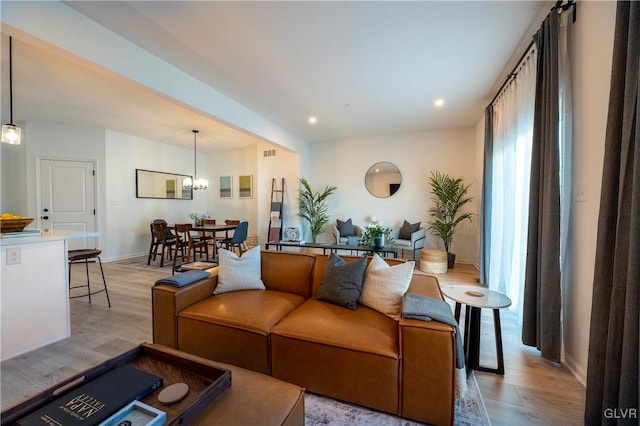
[265,241,398,258]
[440,285,512,375]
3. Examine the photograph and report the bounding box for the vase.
[195,219,203,226]
[372,235,385,250]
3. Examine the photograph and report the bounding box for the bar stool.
[68,249,111,307]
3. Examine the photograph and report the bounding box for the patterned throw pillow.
[359,254,415,319]
[316,252,367,310]
[398,220,420,240]
[214,246,266,294]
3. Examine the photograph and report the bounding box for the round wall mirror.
[365,162,402,198]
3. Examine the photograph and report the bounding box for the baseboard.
[564,352,587,387]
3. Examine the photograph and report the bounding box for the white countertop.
[0,230,102,246]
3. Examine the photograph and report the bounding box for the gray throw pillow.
[316,252,367,310]
[337,218,355,237]
[399,220,420,240]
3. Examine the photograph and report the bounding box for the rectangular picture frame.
[219,175,232,199]
[239,174,253,199]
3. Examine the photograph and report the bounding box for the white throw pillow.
[214,247,266,295]
[359,254,414,319]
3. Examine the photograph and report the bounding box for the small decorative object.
[426,171,474,269]
[101,400,166,426]
[284,226,301,242]
[297,177,337,243]
[239,174,253,199]
[157,382,190,405]
[219,176,232,198]
[359,224,392,250]
[188,210,209,226]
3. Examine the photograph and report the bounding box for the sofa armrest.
[410,228,427,249]
[398,274,456,425]
[152,268,219,349]
[331,225,341,244]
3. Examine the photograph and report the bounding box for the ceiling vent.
[263,149,276,157]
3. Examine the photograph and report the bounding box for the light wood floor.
[1,259,585,424]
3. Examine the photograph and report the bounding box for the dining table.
[191,223,238,260]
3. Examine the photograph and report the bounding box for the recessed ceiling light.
[434,99,445,107]
[308,116,318,124]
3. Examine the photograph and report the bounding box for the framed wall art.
[219,176,232,198]
[239,174,253,199]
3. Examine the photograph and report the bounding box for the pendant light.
[183,130,208,190]
[2,36,21,145]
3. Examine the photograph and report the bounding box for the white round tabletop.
[441,285,512,309]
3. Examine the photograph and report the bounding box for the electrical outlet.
[575,183,587,202]
[6,248,21,265]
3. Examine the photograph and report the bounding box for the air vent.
[263,149,276,157]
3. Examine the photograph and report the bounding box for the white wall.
[563,0,616,385]
[207,147,259,239]
[310,128,479,263]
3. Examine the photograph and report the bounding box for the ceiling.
[1,1,546,152]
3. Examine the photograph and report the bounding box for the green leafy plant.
[297,177,337,243]
[359,224,392,247]
[426,171,473,253]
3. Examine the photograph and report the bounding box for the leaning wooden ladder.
[267,178,285,243]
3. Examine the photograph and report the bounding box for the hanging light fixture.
[2,36,21,145]
[183,129,208,190]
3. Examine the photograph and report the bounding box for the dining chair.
[148,220,177,267]
[173,223,209,269]
[219,221,249,255]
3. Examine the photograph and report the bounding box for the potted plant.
[359,224,393,250]
[426,171,473,269]
[297,177,337,243]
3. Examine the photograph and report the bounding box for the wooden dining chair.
[148,220,177,267]
[173,223,209,269]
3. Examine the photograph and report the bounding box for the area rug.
[115,255,174,272]
[304,372,490,426]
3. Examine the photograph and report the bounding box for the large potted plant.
[297,177,337,243]
[426,171,473,269]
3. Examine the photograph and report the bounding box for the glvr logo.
[604,408,637,419]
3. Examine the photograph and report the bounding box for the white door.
[40,159,97,250]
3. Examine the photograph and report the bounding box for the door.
[40,159,97,250]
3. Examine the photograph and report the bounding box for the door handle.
[41,216,49,220]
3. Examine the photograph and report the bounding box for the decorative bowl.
[0,218,35,233]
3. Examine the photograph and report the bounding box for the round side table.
[441,285,511,375]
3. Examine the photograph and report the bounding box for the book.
[18,364,163,426]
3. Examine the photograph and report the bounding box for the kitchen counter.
[1,231,102,361]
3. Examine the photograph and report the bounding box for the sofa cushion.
[271,298,399,359]
[336,218,355,237]
[179,289,305,335]
[399,220,420,240]
[315,252,366,310]
[360,254,415,319]
[214,247,265,294]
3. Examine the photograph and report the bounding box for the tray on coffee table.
[1,343,231,426]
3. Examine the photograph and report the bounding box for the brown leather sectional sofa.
[152,250,456,425]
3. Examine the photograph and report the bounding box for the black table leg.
[454,302,461,323]
[466,307,482,372]
[472,308,505,375]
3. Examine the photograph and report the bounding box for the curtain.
[585,1,639,424]
[486,49,537,320]
[479,105,493,286]
[521,11,562,362]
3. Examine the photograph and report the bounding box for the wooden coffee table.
[441,285,512,375]
[1,344,304,426]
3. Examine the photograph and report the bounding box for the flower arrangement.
[188,210,209,225]
[359,223,393,247]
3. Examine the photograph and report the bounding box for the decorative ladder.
[267,178,285,243]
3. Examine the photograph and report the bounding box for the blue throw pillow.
[337,218,355,237]
[315,252,367,310]
[398,220,420,240]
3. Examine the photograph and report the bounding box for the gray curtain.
[521,11,562,362]
[479,105,494,285]
[585,1,639,424]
